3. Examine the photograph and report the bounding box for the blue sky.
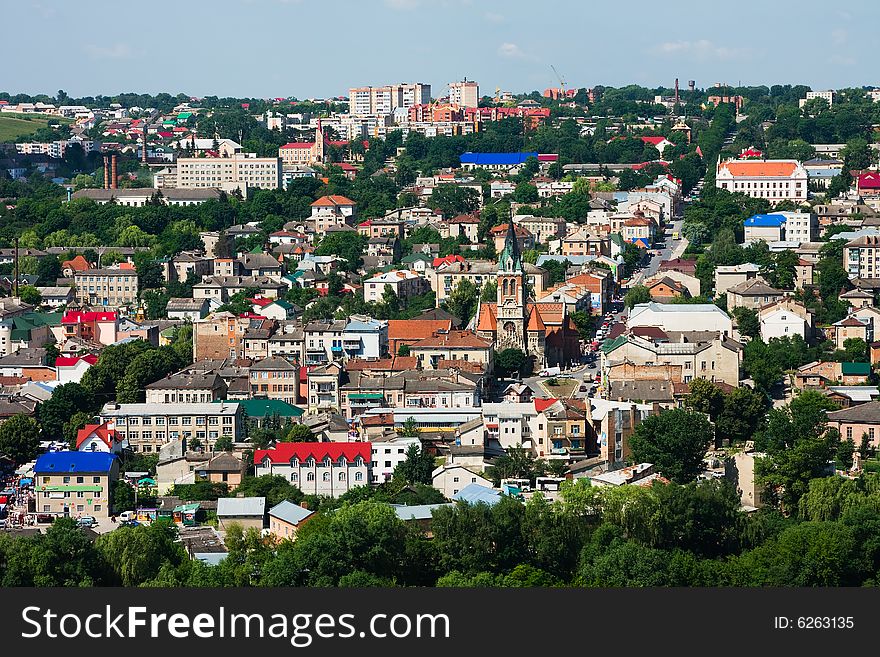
[2,0,876,99]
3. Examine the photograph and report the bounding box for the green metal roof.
[348,393,385,400]
[177,112,193,119]
[402,253,431,263]
[173,502,200,513]
[230,398,305,417]
[841,362,871,376]
[271,299,294,310]
[600,335,627,354]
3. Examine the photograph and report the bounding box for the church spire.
[498,212,523,273]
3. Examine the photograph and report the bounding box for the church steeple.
[498,216,523,273]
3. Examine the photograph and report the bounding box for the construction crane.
[550,65,567,98]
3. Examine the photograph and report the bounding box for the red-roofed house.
[489,223,535,253]
[55,354,98,384]
[433,254,465,268]
[387,319,453,355]
[61,255,92,277]
[858,172,880,198]
[640,136,674,155]
[311,195,358,235]
[59,311,119,346]
[76,421,127,454]
[253,442,371,497]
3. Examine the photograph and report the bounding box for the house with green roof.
[841,361,872,385]
[8,311,62,352]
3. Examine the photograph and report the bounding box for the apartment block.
[448,80,480,108]
[34,452,119,519]
[100,401,243,453]
[73,268,139,308]
[176,153,281,190]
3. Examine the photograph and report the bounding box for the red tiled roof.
[249,297,273,307]
[720,160,799,177]
[410,330,491,349]
[346,356,418,372]
[280,142,313,149]
[76,421,120,450]
[534,398,558,413]
[55,354,98,367]
[433,255,465,267]
[254,442,371,464]
[62,255,91,272]
[311,195,356,207]
[489,223,531,237]
[858,172,880,190]
[62,311,117,324]
[388,319,452,342]
[640,136,669,146]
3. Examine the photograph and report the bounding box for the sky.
[2,0,878,99]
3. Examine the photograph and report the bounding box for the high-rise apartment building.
[449,79,480,108]
[348,83,431,115]
[176,153,281,190]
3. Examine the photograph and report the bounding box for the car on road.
[76,516,96,528]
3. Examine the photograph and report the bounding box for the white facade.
[627,302,733,336]
[715,159,808,203]
[176,153,281,190]
[432,463,492,498]
[370,436,421,484]
[448,80,479,108]
[760,307,808,342]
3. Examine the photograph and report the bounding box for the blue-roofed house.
[432,462,493,498]
[460,152,539,171]
[744,213,787,243]
[34,451,120,519]
[452,482,505,506]
[267,500,314,540]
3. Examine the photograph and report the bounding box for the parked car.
[76,516,96,528]
[35,513,54,524]
[118,510,135,522]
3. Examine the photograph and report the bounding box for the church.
[475,222,581,370]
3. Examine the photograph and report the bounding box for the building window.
[307,472,315,481]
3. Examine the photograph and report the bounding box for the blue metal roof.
[744,213,786,227]
[460,152,538,166]
[453,483,503,506]
[35,451,118,474]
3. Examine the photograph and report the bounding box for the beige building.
[602,331,741,386]
[409,330,493,371]
[349,83,431,115]
[432,260,549,304]
[176,153,281,190]
[34,452,119,519]
[74,268,139,308]
[449,80,480,108]
[726,277,784,310]
[100,401,243,453]
[268,500,314,541]
[845,235,880,279]
[714,263,760,296]
[249,356,299,405]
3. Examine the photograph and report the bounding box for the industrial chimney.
[688,80,695,92]
[674,78,680,105]
[111,154,118,189]
[142,128,148,164]
[103,156,110,189]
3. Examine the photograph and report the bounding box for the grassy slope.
[0,113,69,142]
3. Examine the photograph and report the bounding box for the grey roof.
[268,500,313,525]
[75,268,139,277]
[193,275,285,289]
[146,372,225,390]
[36,286,74,297]
[166,297,208,311]
[609,379,675,402]
[238,253,283,270]
[391,503,453,521]
[727,278,783,296]
[0,348,47,367]
[217,496,266,517]
[251,356,297,371]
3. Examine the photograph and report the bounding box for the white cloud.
[654,39,747,61]
[830,54,856,66]
[498,42,525,59]
[31,2,56,18]
[83,43,132,59]
[484,11,505,23]
[831,28,848,45]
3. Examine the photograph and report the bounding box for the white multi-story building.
[627,302,733,335]
[448,80,479,108]
[176,153,281,190]
[370,435,421,484]
[799,90,835,107]
[348,83,431,115]
[343,316,388,360]
[100,402,243,453]
[254,442,371,497]
[844,234,880,279]
[715,159,808,204]
[363,269,430,304]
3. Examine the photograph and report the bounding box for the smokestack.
[688,80,695,92]
[13,237,19,299]
[674,78,680,106]
[111,154,118,189]
[103,156,110,189]
[142,128,148,164]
